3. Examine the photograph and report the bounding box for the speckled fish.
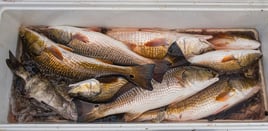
[75,66,219,122]
[19,27,155,90]
[134,77,261,122]
[107,29,213,59]
[33,26,186,82]
[68,76,128,102]
[6,51,77,120]
[188,50,262,73]
[209,34,260,50]
[35,26,158,65]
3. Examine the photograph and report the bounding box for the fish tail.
[166,41,190,68]
[152,60,170,82]
[133,109,166,122]
[129,64,155,91]
[74,99,105,122]
[152,41,190,82]
[6,51,29,79]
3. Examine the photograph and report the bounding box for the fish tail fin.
[130,64,155,91]
[166,41,190,68]
[152,41,191,82]
[6,51,29,79]
[133,108,166,122]
[152,60,170,82]
[74,99,105,122]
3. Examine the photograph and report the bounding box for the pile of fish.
[7,26,264,123]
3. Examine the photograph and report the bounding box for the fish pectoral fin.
[57,44,74,52]
[144,38,168,47]
[124,113,143,122]
[215,91,231,102]
[72,32,90,43]
[221,55,236,63]
[47,45,64,60]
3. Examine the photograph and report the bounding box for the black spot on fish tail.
[128,64,155,91]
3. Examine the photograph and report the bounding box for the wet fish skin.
[209,35,261,50]
[107,30,213,59]
[176,36,214,58]
[75,66,219,122]
[6,51,77,120]
[35,26,194,82]
[134,77,261,122]
[19,27,155,90]
[68,76,128,102]
[107,30,176,59]
[35,26,155,65]
[188,50,262,73]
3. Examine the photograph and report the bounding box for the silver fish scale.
[165,80,229,121]
[102,72,186,116]
[108,31,175,46]
[86,31,152,65]
[108,31,156,45]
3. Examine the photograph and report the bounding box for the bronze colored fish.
[134,77,261,122]
[33,26,191,82]
[68,76,128,102]
[35,26,155,65]
[107,29,213,59]
[19,27,155,90]
[188,50,262,73]
[6,51,77,120]
[209,34,260,50]
[75,66,219,122]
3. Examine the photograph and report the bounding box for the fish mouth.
[205,68,219,78]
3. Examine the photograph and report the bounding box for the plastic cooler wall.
[0,2,267,129]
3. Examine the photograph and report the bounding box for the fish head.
[237,50,262,67]
[44,26,73,44]
[68,79,101,98]
[176,36,214,57]
[186,36,214,54]
[181,66,219,86]
[19,27,46,56]
[229,78,261,98]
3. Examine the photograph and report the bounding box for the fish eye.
[94,104,99,108]
[129,75,134,79]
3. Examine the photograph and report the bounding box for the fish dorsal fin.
[72,32,89,43]
[221,55,235,62]
[145,38,168,47]
[57,44,74,52]
[124,113,142,122]
[47,45,64,60]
